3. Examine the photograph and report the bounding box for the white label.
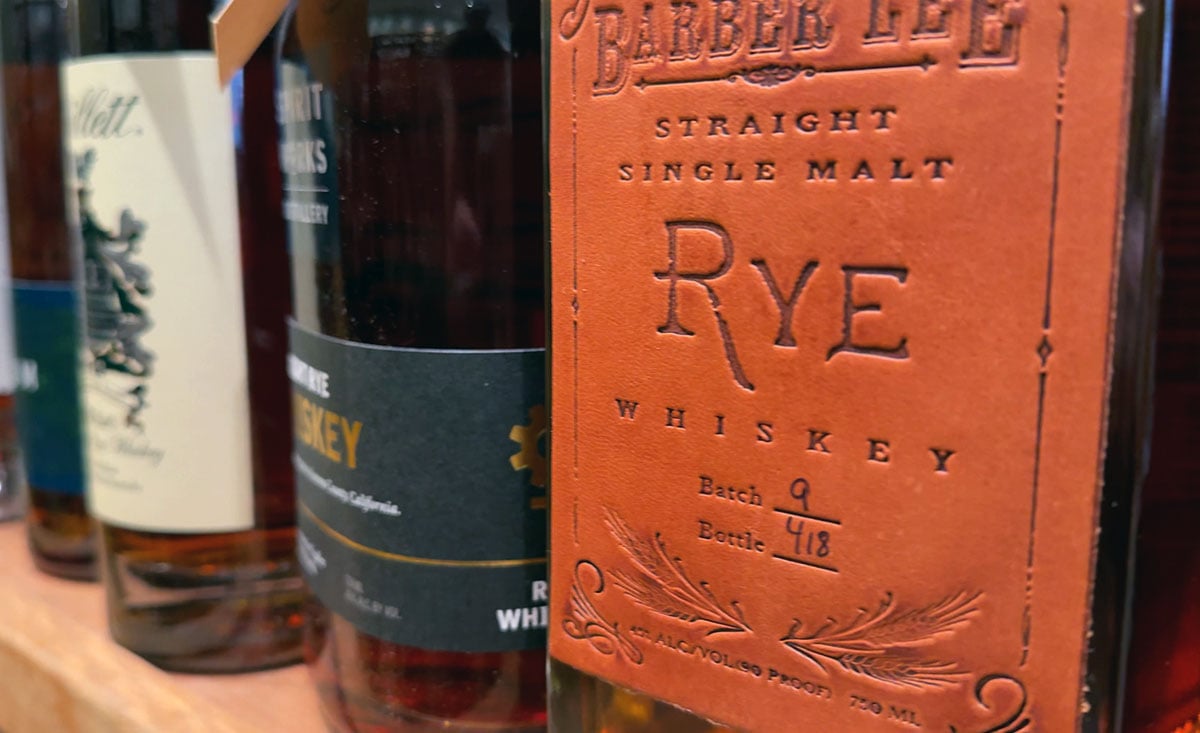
[65,54,253,532]
[0,70,19,395]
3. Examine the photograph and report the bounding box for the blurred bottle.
[0,79,23,524]
[2,0,95,577]
[64,0,301,670]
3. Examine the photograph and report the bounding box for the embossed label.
[548,1,1136,729]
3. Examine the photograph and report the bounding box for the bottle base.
[30,550,97,581]
[27,490,97,581]
[101,524,305,673]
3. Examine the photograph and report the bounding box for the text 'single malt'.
[547,0,1198,731]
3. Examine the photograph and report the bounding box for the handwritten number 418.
[787,478,831,558]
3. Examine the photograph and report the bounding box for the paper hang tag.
[211,0,291,87]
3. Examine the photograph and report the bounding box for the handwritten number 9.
[790,477,810,512]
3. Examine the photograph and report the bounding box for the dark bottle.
[2,0,95,578]
[64,0,302,671]
[0,104,24,524]
[278,0,546,729]
[1118,1,1200,730]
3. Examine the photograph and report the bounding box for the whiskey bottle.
[0,87,24,523]
[64,0,302,671]
[547,0,1197,731]
[1119,0,1200,729]
[279,0,547,728]
[2,0,95,577]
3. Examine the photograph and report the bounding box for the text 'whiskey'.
[547,0,1197,731]
[65,0,302,671]
[278,0,547,728]
[2,0,95,578]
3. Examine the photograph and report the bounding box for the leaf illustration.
[781,591,982,689]
[604,508,750,635]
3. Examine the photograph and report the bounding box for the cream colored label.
[66,54,253,532]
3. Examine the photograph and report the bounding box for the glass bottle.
[278,0,547,728]
[0,82,25,524]
[64,0,302,670]
[2,0,94,577]
[1118,0,1200,729]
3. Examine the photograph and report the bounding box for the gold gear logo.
[509,404,547,494]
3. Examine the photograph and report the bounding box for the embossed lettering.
[752,259,819,348]
[864,0,899,43]
[616,398,640,418]
[961,0,1022,66]
[594,8,630,94]
[826,266,910,362]
[670,1,703,58]
[931,447,955,473]
[655,221,754,391]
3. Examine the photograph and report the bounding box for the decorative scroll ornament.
[558,0,590,40]
[949,675,1030,732]
[562,561,644,664]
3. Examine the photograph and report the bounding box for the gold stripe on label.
[299,502,548,568]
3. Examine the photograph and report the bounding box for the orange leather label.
[548,1,1136,730]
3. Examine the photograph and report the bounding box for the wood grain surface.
[0,523,325,733]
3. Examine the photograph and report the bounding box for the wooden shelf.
[0,523,325,733]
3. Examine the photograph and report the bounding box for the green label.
[13,281,85,495]
[289,321,548,652]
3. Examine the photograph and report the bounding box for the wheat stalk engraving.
[603,508,751,635]
[781,590,982,689]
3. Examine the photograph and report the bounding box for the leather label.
[548,1,1135,729]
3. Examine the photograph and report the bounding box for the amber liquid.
[2,0,95,579]
[549,1,1199,732]
[282,0,546,728]
[0,396,22,522]
[74,0,303,671]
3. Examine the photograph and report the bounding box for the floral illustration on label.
[781,590,982,689]
[563,560,645,664]
[78,149,154,428]
[606,508,751,635]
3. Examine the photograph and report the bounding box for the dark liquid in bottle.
[3,0,96,579]
[1121,1,1200,729]
[281,0,546,728]
[73,0,302,670]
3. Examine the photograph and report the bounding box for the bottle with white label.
[64,0,302,671]
[2,0,94,575]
